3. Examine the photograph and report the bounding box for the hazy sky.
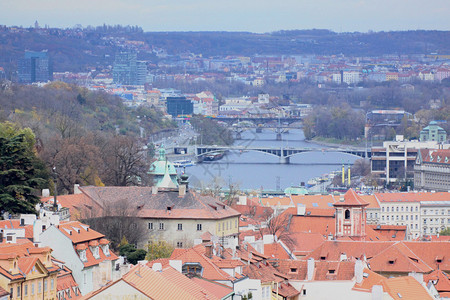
[1,0,449,33]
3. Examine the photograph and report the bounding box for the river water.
[183,129,359,191]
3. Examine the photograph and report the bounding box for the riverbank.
[305,137,369,150]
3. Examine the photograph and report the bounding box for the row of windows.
[148,222,203,231]
[11,279,54,298]
[423,209,450,215]
[218,219,238,232]
[382,215,418,221]
[382,206,419,212]
[423,218,450,224]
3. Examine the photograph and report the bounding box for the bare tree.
[100,135,150,186]
[81,198,146,250]
[264,212,294,247]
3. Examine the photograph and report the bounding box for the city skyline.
[1,0,449,33]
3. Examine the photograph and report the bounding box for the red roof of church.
[334,189,369,207]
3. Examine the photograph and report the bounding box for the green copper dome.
[148,146,177,176]
[148,145,178,188]
[284,186,309,195]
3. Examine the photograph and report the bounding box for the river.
[182,129,359,191]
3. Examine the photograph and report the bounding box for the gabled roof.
[352,268,386,292]
[169,244,235,281]
[334,189,369,207]
[283,232,326,257]
[365,225,406,242]
[0,286,9,297]
[57,221,104,244]
[190,277,234,299]
[382,276,433,300]
[424,270,450,294]
[80,186,240,220]
[0,219,33,239]
[369,242,433,274]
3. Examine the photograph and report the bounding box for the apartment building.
[370,139,449,183]
[414,149,450,192]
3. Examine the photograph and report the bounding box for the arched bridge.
[196,145,371,164]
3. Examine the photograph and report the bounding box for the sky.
[1,0,449,33]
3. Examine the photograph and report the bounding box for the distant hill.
[0,26,449,74]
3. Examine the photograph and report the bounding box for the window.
[51,279,54,290]
[177,241,183,248]
[396,207,399,212]
[25,285,28,296]
[32,283,35,295]
[148,222,153,230]
[328,269,336,274]
[44,279,47,292]
[387,207,389,212]
[38,282,42,293]
[197,224,202,231]
[10,288,12,299]
[290,268,297,273]
[177,223,183,231]
[345,209,350,219]
[17,286,20,297]
[382,207,385,212]
[159,222,165,230]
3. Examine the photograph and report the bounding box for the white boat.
[173,160,196,168]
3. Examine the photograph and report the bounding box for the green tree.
[146,241,174,261]
[119,244,147,264]
[0,122,48,214]
[439,227,450,236]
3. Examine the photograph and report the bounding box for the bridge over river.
[195,145,371,164]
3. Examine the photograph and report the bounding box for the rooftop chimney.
[152,263,162,272]
[307,258,315,281]
[42,189,50,197]
[355,260,364,284]
[74,184,81,194]
[152,186,158,195]
[179,185,186,197]
[297,203,306,216]
[205,244,213,259]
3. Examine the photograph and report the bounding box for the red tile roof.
[424,270,450,295]
[58,221,104,244]
[352,268,386,292]
[57,221,118,267]
[334,189,369,207]
[283,232,326,257]
[276,282,300,298]
[169,244,235,281]
[365,225,406,241]
[0,219,33,239]
[368,242,433,274]
[264,242,292,260]
[375,191,450,203]
[382,276,434,300]
[190,277,234,299]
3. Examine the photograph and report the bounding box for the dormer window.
[78,249,87,262]
[91,246,99,259]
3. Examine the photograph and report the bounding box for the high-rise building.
[166,96,193,117]
[18,50,53,83]
[112,51,147,85]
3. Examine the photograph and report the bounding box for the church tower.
[334,189,368,240]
